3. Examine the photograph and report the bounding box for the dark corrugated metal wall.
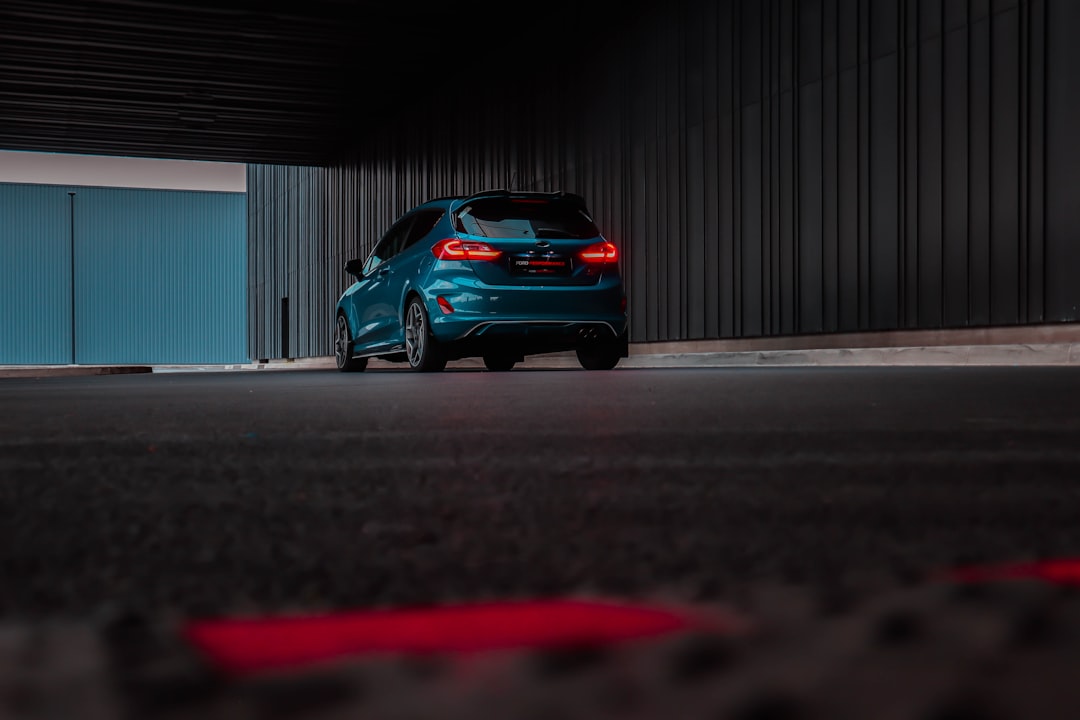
[248,0,1078,361]
[248,165,358,360]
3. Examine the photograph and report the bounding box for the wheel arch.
[335,304,355,337]
[400,283,427,320]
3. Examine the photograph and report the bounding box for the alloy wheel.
[405,302,425,367]
[335,315,349,368]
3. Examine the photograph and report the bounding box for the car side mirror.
[343,258,364,277]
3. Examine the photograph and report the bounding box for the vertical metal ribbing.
[68,191,76,363]
[898,0,907,328]
[1019,0,1028,322]
[1031,0,1046,322]
[793,0,801,335]
[965,5,974,324]
[764,0,772,336]
[242,0,1073,358]
[734,0,743,338]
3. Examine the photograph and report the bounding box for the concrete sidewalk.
[3,326,1080,377]
[623,341,1080,368]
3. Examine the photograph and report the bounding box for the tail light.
[579,241,618,264]
[432,238,502,261]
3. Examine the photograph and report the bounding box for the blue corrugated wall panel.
[0,183,246,365]
[0,184,71,363]
[74,187,246,364]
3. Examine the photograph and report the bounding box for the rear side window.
[457,198,599,240]
[364,216,413,273]
[400,209,444,252]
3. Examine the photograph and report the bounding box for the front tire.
[404,297,446,372]
[335,313,368,372]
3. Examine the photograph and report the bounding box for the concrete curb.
[620,342,1080,368]
[3,342,1079,378]
[0,365,153,378]
[156,343,1080,372]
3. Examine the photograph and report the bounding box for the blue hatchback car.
[334,190,628,372]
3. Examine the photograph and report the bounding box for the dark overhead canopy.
[0,0,618,166]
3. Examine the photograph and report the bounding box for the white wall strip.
[0,150,246,192]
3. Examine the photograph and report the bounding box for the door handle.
[378,267,391,276]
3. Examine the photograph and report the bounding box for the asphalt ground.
[3,365,1080,719]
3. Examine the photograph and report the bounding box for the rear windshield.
[456,198,600,240]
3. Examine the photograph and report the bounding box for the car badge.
[535,240,551,248]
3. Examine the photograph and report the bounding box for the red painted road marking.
[948,557,1080,585]
[184,598,732,677]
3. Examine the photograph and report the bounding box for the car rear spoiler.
[449,189,590,218]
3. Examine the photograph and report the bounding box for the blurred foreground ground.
[2,365,1079,719]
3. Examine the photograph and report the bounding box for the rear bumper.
[432,319,629,361]
[462,319,625,340]
[425,277,625,338]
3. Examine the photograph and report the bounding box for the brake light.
[579,241,618,264]
[431,238,502,261]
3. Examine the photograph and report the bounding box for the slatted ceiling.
[0,0,629,166]
[0,0,491,165]
[0,0,353,164]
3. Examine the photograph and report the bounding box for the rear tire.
[405,297,446,372]
[576,344,621,371]
[335,313,368,372]
[483,354,517,372]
